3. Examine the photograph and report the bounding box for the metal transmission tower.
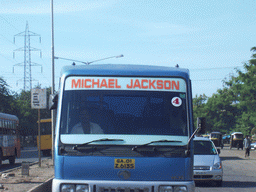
[13,21,42,91]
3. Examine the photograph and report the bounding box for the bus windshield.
[60,89,188,137]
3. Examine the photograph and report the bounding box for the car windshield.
[60,90,188,137]
[194,140,217,155]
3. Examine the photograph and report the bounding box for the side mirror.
[217,149,221,154]
[197,117,206,135]
[49,93,58,110]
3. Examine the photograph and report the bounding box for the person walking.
[243,135,251,158]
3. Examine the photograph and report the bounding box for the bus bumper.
[52,178,195,192]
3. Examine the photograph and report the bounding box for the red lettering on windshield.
[84,79,91,88]
[92,79,100,88]
[157,80,163,89]
[127,79,133,88]
[71,79,81,88]
[141,80,148,89]
[100,79,107,88]
[172,81,179,90]
[148,80,156,89]
[133,79,141,88]
[70,78,180,91]
[115,79,121,88]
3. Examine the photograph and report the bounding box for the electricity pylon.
[13,21,42,91]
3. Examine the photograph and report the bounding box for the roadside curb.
[28,177,53,192]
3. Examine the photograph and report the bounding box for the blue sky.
[0,0,255,97]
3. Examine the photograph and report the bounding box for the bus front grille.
[99,187,150,192]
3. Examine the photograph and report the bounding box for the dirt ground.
[0,158,54,192]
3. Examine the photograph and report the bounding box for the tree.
[220,47,256,135]
[0,77,16,114]
[205,87,238,134]
[233,48,256,135]
[192,47,256,136]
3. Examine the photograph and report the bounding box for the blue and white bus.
[52,64,196,192]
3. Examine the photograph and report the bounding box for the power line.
[190,65,244,71]
[0,15,20,32]
[192,78,224,82]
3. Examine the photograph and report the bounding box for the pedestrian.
[243,135,251,158]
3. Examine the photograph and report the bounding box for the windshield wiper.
[73,138,124,150]
[132,139,182,151]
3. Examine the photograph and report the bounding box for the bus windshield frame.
[59,76,189,145]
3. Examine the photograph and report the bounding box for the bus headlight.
[61,184,75,192]
[61,184,89,192]
[173,186,187,192]
[159,186,187,192]
[159,186,173,192]
[76,185,89,192]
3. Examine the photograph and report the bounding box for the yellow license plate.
[114,159,135,169]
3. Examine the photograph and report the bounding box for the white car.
[193,137,223,187]
[251,142,256,150]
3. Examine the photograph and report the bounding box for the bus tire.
[9,156,15,165]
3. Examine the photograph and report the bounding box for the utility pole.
[13,21,42,91]
[51,0,56,163]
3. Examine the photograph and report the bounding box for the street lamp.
[54,54,124,65]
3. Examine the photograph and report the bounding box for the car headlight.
[61,184,89,192]
[213,162,222,170]
[159,186,187,192]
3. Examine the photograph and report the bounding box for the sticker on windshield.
[171,97,182,107]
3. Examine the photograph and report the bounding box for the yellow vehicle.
[202,134,210,139]
[210,132,223,149]
[230,132,243,150]
[37,119,52,156]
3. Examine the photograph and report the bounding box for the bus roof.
[61,64,190,79]
[0,113,18,121]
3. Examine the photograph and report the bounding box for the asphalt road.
[196,145,256,192]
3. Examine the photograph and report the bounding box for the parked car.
[193,137,223,187]
[251,142,256,150]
